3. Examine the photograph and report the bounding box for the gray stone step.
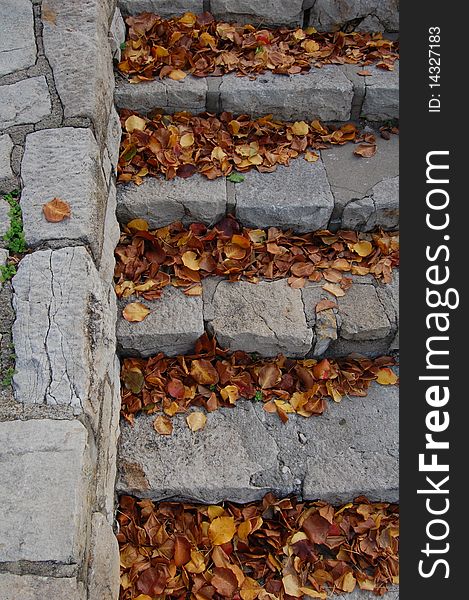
[117,381,398,504]
[117,271,399,358]
[116,130,398,232]
[118,1,399,33]
[115,62,398,123]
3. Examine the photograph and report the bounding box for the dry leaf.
[153,415,173,435]
[315,299,337,312]
[353,240,373,257]
[209,516,236,545]
[125,115,146,132]
[354,143,377,158]
[376,368,398,385]
[304,150,319,162]
[42,197,71,222]
[322,282,346,297]
[122,302,150,322]
[186,411,207,432]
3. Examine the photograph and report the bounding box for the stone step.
[118,1,399,33]
[117,380,398,504]
[115,62,398,123]
[117,271,399,358]
[116,130,398,232]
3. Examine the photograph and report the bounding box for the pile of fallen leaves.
[118,110,397,183]
[114,216,399,302]
[118,12,398,82]
[118,493,399,599]
[121,333,398,430]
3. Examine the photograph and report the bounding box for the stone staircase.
[112,0,400,597]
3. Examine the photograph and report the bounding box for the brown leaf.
[322,282,345,298]
[354,143,377,158]
[303,512,330,544]
[190,359,219,385]
[212,567,238,597]
[153,415,173,435]
[122,302,150,322]
[186,411,207,432]
[42,197,71,222]
[174,535,191,566]
[315,299,337,312]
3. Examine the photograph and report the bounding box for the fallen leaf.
[291,121,309,136]
[127,218,149,232]
[42,197,71,222]
[122,302,150,322]
[153,415,173,435]
[353,240,373,257]
[354,143,377,158]
[322,282,346,297]
[304,150,319,162]
[186,411,207,432]
[168,69,187,81]
[376,368,398,385]
[209,516,237,545]
[125,115,146,132]
[315,299,337,312]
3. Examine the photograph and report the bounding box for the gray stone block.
[211,0,303,26]
[117,287,205,357]
[99,180,121,284]
[20,128,107,258]
[302,283,339,355]
[0,77,51,130]
[307,0,399,32]
[109,7,126,62]
[117,175,227,228]
[321,130,399,226]
[362,63,399,121]
[0,574,85,600]
[117,382,398,503]
[12,247,116,423]
[115,75,207,114]
[0,135,14,191]
[376,269,399,351]
[42,0,115,141]
[119,0,204,17]
[87,512,121,600]
[0,0,37,77]
[204,279,313,357]
[219,68,354,121]
[0,419,91,563]
[234,158,334,233]
[342,176,399,231]
[0,198,10,242]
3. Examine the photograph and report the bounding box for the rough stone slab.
[115,75,207,114]
[42,0,114,141]
[219,68,354,121]
[0,0,37,77]
[307,0,399,32]
[362,63,399,121]
[0,249,8,292]
[0,134,14,188]
[342,176,399,231]
[99,180,121,284]
[117,287,205,357]
[204,279,313,357]
[12,247,116,423]
[234,157,334,232]
[119,0,204,17]
[20,128,106,258]
[109,7,126,62]
[117,175,227,228]
[117,382,398,503]
[87,512,121,600]
[0,419,91,563]
[0,77,51,130]
[0,574,85,600]
[211,0,303,26]
[321,130,399,227]
[0,198,10,242]
[376,269,399,351]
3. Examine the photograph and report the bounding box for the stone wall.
[0,1,124,598]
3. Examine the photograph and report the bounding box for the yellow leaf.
[208,516,236,545]
[290,531,308,544]
[353,240,373,257]
[200,32,217,47]
[153,415,173,436]
[208,505,226,520]
[180,133,195,147]
[134,279,157,292]
[339,572,356,593]
[168,69,187,81]
[376,367,398,385]
[154,45,169,57]
[134,595,153,600]
[304,150,319,162]
[220,385,239,404]
[182,250,200,270]
[291,121,309,136]
[164,401,180,416]
[122,302,150,323]
[186,411,207,432]
[127,218,149,232]
[211,146,227,161]
[303,40,320,53]
[282,574,302,597]
[304,26,317,34]
[322,282,345,298]
[125,115,146,132]
[237,520,252,541]
[299,589,326,599]
[185,549,206,573]
[179,12,196,26]
[240,577,261,600]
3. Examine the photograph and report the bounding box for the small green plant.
[254,390,263,402]
[227,173,245,183]
[1,366,15,388]
[209,384,217,392]
[0,263,16,283]
[3,190,26,255]
[120,41,126,50]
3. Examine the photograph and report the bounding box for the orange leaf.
[153,415,173,435]
[376,368,398,385]
[42,197,71,222]
[190,359,219,385]
[209,516,236,546]
[168,69,187,81]
[122,302,150,322]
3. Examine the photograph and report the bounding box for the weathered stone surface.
[117,287,205,357]
[0,0,37,77]
[106,105,122,172]
[117,175,227,228]
[235,158,333,232]
[0,574,85,600]
[211,0,303,26]
[12,247,116,422]
[362,63,399,121]
[321,130,399,226]
[204,279,313,357]
[376,270,399,351]
[307,0,399,32]
[99,180,120,283]
[115,76,207,113]
[42,0,115,141]
[342,176,399,231]
[117,383,398,503]
[0,419,91,563]
[87,512,120,600]
[20,128,106,258]
[302,283,339,356]
[0,77,51,130]
[109,7,126,61]
[0,135,14,191]
[119,0,204,17]
[219,69,353,121]
[0,198,10,241]
[0,249,8,291]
